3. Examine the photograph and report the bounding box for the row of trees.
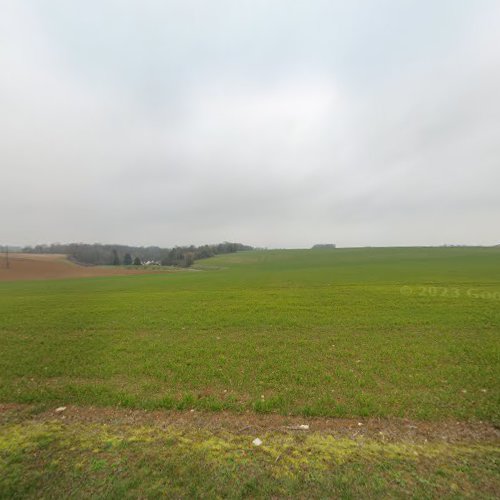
[311,244,336,249]
[112,250,141,266]
[22,242,252,268]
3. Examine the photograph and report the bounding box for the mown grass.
[0,247,499,421]
[1,415,499,498]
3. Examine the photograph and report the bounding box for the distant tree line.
[312,244,336,249]
[22,242,253,268]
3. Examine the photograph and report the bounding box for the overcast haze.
[1,1,499,248]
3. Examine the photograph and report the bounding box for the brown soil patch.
[0,403,498,444]
[0,253,176,282]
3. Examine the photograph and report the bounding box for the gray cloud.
[1,0,499,248]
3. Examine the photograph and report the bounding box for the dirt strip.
[1,403,498,444]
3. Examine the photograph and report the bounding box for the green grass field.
[1,247,499,497]
[1,247,499,420]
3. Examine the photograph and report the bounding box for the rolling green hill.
[1,247,498,421]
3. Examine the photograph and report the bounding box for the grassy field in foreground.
[0,247,499,421]
[1,406,499,499]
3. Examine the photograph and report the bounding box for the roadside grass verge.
[1,406,499,498]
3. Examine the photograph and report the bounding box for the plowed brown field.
[0,253,170,281]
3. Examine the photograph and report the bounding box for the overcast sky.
[1,1,499,248]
